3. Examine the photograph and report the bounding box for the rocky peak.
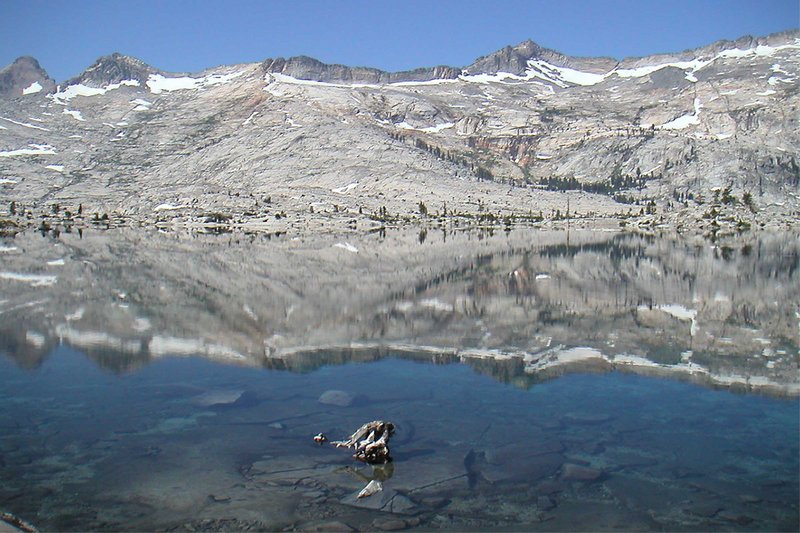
[262,55,460,84]
[464,40,546,76]
[465,39,618,76]
[0,56,56,97]
[64,52,157,88]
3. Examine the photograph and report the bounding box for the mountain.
[262,55,460,84]
[0,30,798,235]
[63,52,158,88]
[0,56,56,97]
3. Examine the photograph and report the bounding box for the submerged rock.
[318,390,354,407]
[341,488,417,515]
[561,463,604,482]
[302,521,356,532]
[563,412,612,425]
[190,389,244,407]
[537,495,556,511]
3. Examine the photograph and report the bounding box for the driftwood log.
[315,420,396,498]
[315,420,395,464]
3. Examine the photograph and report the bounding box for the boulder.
[318,390,354,407]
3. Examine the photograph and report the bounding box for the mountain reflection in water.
[1,227,799,531]
[0,228,797,395]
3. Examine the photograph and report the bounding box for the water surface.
[0,346,798,531]
[0,228,798,530]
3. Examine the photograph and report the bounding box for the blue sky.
[1,0,797,82]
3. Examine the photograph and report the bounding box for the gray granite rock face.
[0,56,56,97]
[262,56,460,84]
[0,30,798,234]
[63,52,158,87]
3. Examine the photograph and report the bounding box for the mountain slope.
[0,31,798,233]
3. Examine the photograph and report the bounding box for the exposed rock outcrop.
[63,52,158,87]
[0,56,55,97]
[262,55,460,84]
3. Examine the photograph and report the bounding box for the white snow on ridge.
[520,41,800,88]
[528,60,605,86]
[146,75,202,93]
[0,144,56,158]
[0,178,18,184]
[45,165,65,172]
[266,72,380,89]
[22,81,43,95]
[460,71,526,84]
[390,78,458,87]
[52,79,139,104]
[146,71,244,94]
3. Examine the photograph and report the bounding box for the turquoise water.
[1,345,797,531]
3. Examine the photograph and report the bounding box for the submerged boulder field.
[0,30,798,236]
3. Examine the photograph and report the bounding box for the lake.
[0,227,798,531]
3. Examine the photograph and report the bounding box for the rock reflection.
[0,228,797,395]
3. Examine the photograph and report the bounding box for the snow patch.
[420,298,454,313]
[332,182,359,194]
[47,258,65,266]
[52,79,139,103]
[420,122,455,133]
[63,109,85,121]
[334,242,359,253]
[613,354,662,368]
[154,203,189,211]
[45,164,64,172]
[148,335,245,360]
[22,81,43,95]
[147,71,243,94]
[0,272,58,286]
[0,144,56,158]
[65,307,85,321]
[767,75,795,85]
[242,111,258,125]
[528,60,605,86]
[0,178,18,184]
[660,98,702,130]
[393,121,454,133]
[658,304,698,336]
[0,245,18,253]
[390,78,459,87]
[0,116,50,131]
